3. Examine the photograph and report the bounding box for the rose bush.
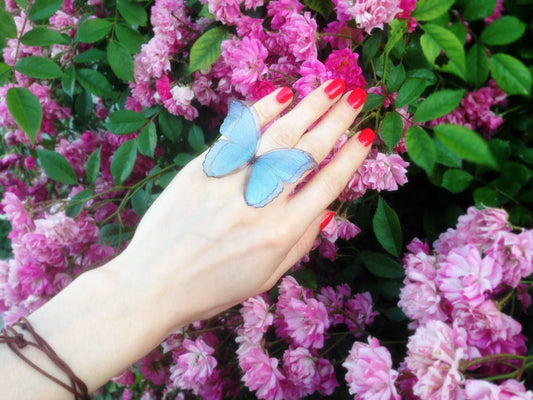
[0,0,532,398]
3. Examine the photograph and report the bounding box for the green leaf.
[373,197,403,257]
[173,153,194,167]
[434,137,462,167]
[303,0,334,18]
[420,24,466,80]
[77,68,114,99]
[21,26,69,46]
[158,110,183,142]
[117,0,147,26]
[28,0,63,21]
[138,121,157,158]
[361,93,384,112]
[6,87,42,145]
[105,110,147,135]
[360,253,404,279]
[14,0,27,7]
[188,125,205,153]
[107,41,134,82]
[473,186,500,207]
[86,148,101,186]
[362,32,382,67]
[481,16,526,46]
[115,24,145,54]
[14,56,62,79]
[407,68,437,86]
[413,0,454,21]
[188,26,229,74]
[466,43,489,88]
[99,223,134,247]
[110,139,137,185]
[386,63,406,93]
[380,112,404,152]
[0,8,19,38]
[384,19,407,55]
[490,53,532,96]
[131,189,151,218]
[405,126,436,173]
[0,63,11,85]
[413,89,464,122]
[442,169,473,193]
[37,149,78,185]
[76,18,113,43]
[74,48,107,64]
[62,66,76,97]
[66,189,93,218]
[394,78,427,108]
[448,22,467,45]
[462,0,498,21]
[433,124,498,169]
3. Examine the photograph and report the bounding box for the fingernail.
[324,79,346,99]
[320,211,335,231]
[276,87,293,103]
[358,128,375,147]
[347,88,367,109]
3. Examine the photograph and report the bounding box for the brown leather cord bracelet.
[0,317,90,400]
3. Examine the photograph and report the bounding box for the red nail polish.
[320,211,335,231]
[276,87,293,103]
[358,128,375,147]
[324,79,346,99]
[347,88,367,109]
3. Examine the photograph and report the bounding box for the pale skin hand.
[0,81,371,399]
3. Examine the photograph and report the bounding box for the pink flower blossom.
[436,245,502,307]
[139,349,169,386]
[221,36,269,95]
[485,230,533,288]
[343,337,401,400]
[500,379,533,399]
[238,342,285,400]
[169,337,218,390]
[406,320,470,400]
[281,297,330,349]
[324,48,366,90]
[280,12,318,61]
[281,347,320,399]
[317,284,350,326]
[155,75,172,102]
[452,301,526,357]
[333,0,403,33]
[399,277,448,329]
[316,357,339,395]
[239,295,274,343]
[267,0,304,29]
[344,291,378,336]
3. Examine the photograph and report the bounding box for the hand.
[110,80,372,335]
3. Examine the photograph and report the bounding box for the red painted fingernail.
[324,79,346,99]
[358,128,375,147]
[320,211,335,231]
[276,87,293,103]
[347,88,367,109]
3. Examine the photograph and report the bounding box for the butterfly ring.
[203,100,317,208]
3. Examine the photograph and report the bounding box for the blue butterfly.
[203,100,316,208]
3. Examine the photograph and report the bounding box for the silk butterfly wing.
[203,100,261,177]
[245,148,316,208]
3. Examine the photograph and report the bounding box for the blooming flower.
[239,295,274,343]
[281,297,330,349]
[343,337,401,399]
[405,320,470,400]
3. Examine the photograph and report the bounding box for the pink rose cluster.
[128,0,417,121]
[234,276,378,399]
[395,206,533,398]
[0,192,115,325]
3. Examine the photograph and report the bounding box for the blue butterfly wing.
[245,149,316,207]
[203,101,260,177]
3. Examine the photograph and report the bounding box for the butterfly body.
[203,101,316,208]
